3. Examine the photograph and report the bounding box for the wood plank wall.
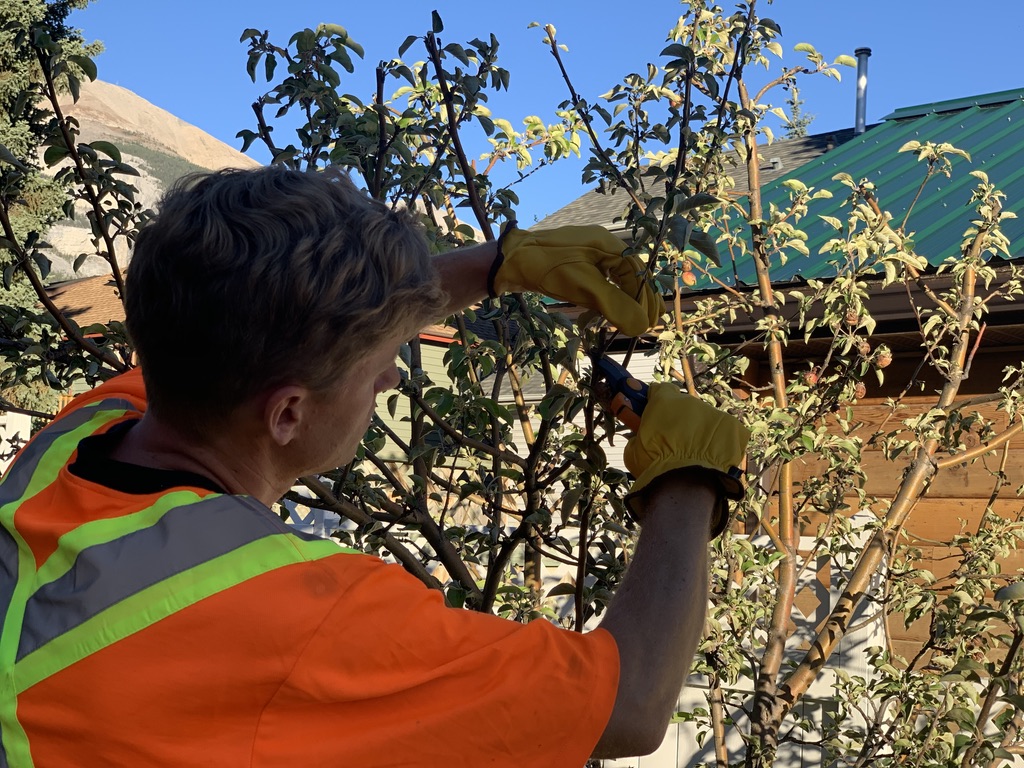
[751,343,1024,662]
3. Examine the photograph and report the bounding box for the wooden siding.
[374,340,452,461]
[784,393,1024,661]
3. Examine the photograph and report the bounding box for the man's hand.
[623,383,749,535]
[489,224,664,336]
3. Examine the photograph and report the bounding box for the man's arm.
[592,472,715,757]
[591,383,750,758]
[429,226,663,336]
[432,241,496,316]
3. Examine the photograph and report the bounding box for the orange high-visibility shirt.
[0,370,620,767]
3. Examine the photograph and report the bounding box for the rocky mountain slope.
[48,80,260,279]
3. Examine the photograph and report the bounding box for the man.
[0,166,748,766]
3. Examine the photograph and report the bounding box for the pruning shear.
[590,353,746,500]
[590,352,649,432]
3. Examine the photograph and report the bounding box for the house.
[538,87,1024,767]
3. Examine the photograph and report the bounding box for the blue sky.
[70,0,1023,225]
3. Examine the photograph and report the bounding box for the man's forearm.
[593,472,716,757]
[432,241,498,317]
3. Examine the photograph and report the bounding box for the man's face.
[300,335,405,474]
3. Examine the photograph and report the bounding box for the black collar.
[69,419,227,495]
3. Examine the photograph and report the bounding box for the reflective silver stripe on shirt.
[0,399,138,505]
[17,494,295,661]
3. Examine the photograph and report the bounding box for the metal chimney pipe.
[855,47,872,134]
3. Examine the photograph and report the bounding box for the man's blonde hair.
[126,166,446,436]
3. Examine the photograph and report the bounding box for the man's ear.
[263,384,312,447]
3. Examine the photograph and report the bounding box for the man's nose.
[376,364,401,394]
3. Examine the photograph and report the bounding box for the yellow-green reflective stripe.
[0,678,33,768]
[0,410,131,668]
[0,403,121,502]
[0,408,127,521]
[0,404,144,768]
[13,534,342,694]
[32,490,202,589]
[19,495,289,660]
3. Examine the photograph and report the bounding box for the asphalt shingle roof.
[535,128,858,232]
[46,275,125,328]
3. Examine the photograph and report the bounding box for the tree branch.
[36,46,127,302]
[0,205,125,371]
[424,33,492,236]
[299,475,442,590]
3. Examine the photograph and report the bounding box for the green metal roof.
[702,88,1024,288]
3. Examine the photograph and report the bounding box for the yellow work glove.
[488,223,665,336]
[623,383,750,538]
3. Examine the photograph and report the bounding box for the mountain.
[47,80,261,279]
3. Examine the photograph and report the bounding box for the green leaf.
[444,43,469,65]
[90,141,122,163]
[398,35,418,57]
[559,486,586,525]
[787,239,809,256]
[0,143,29,172]
[317,23,347,38]
[996,582,1024,601]
[66,74,81,103]
[245,51,261,82]
[30,252,50,280]
[240,28,261,42]
[833,54,857,67]
[112,161,141,177]
[689,229,723,268]
[538,383,573,420]
[793,42,818,55]
[394,64,416,85]
[545,582,577,598]
[883,259,897,284]
[43,144,70,167]
[289,28,317,52]
[898,140,922,153]
[67,54,98,81]
[660,43,690,58]
[446,585,467,608]
[664,216,693,251]
[477,397,511,422]
[673,192,720,212]
[431,10,444,34]
[345,38,365,58]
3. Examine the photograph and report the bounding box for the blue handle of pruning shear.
[592,354,649,427]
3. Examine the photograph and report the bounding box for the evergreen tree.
[782,85,814,138]
[0,0,99,414]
